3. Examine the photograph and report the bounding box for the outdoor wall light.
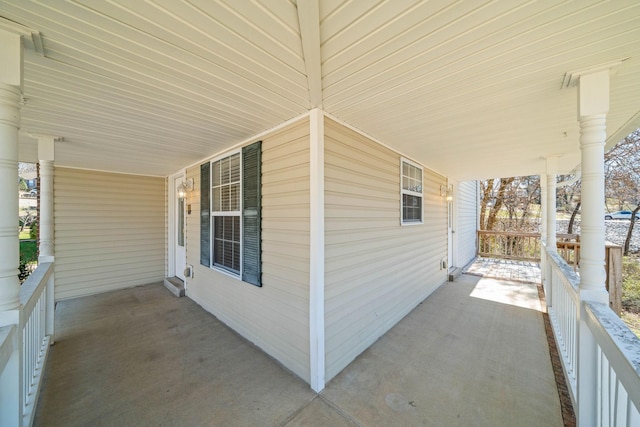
[178,178,194,198]
[441,184,453,201]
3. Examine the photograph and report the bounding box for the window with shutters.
[201,141,262,286]
[401,158,423,225]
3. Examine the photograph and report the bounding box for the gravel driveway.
[556,219,640,253]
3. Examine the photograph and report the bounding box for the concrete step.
[448,267,462,282]
[163,276,185,297]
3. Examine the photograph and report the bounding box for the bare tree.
[479,178,494,230]
[605,129,640,255]
[485,177,515,230]
[479,176,540,231]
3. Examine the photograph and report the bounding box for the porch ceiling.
[3,0,639,180]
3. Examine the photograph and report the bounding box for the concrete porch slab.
[34,274,562,426]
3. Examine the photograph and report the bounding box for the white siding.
[324,118,448,381]
[455,180,479,268]
[54,168,166,300]
[185,118,311,382]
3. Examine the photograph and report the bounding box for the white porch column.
[540,174,547,245]
[0,30,22,313]
[578,70,609,301]
[34,135,59,262]
[539,173,551,301]
[0,29,23,427]
[576,69,610,427]
[35,135,58,345]
[545,158,558,253]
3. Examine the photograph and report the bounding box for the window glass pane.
[230,183,240,211]
[220,186,230,211]
[212,187,221,211]
[403,194,422,222]
[402,162,422,193]
[211,153,241,213]
[178,197,184,247]
[222,216,232,240]
[212,162,221,186]
[230,154,240,182]
[213,216,240,274]
[220,157,230,185]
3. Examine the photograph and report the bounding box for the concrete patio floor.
[34,274,562,426]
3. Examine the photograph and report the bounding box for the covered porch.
[2,1,640,426]
[33,273,562,427]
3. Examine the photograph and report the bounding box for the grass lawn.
[622,255,640,338]
[20,240,38,264]
[19,229,31,240]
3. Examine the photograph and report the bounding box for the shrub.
[18,240,38,284]
[19,260,31,283]
[29,220,38,240]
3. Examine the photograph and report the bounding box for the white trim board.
[309,108,325,392]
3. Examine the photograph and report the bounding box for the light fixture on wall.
[178,178,194,198]
[178,178,194,215]
[441,184,453,202]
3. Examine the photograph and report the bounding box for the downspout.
[557,166,582,188]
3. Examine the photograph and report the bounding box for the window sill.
[210,265,241,281]
[401,221,424,226]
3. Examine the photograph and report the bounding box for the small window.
[401,159,423,224]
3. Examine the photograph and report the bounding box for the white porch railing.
[544,247,640,426]
[546,249,580,399]
[0,262,54,427]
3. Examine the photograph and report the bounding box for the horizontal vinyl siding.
[185,118,311,383]
[54,168,166,299]
[324,118,448,381]
[456,180,479,268]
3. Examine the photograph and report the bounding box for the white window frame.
[400,158,424,225]
[210,150,242,277]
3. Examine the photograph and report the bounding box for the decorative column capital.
[0,29,23,89]
[30,134,63,161]
[578,70,609,118]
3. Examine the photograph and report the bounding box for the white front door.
[175,178,186,281]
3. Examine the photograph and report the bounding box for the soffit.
[2,0,639,180]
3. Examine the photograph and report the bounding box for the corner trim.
[309,108,325,392]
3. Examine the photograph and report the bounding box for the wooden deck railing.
[0,262,54,427]
[477,230,623,315]
[477,230,541,261]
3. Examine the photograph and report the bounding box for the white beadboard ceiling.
[2,0,639,180]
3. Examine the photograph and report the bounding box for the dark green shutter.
[242,141,262,286]
[200,162,210,267]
